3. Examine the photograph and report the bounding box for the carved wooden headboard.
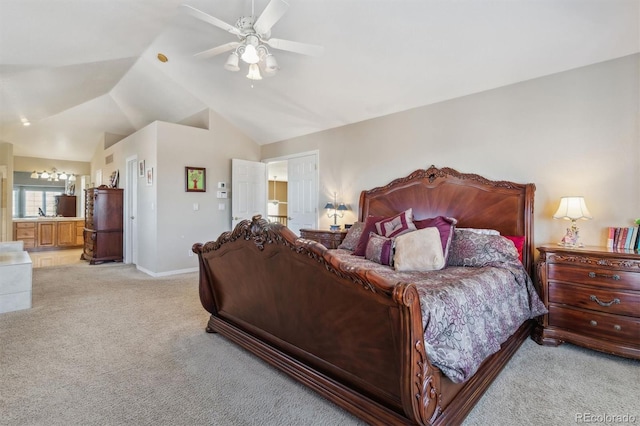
[358,165,536,275]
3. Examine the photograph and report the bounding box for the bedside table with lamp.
[533,196,640,360]
[300,192,350,249]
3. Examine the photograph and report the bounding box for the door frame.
[263,150,319,230]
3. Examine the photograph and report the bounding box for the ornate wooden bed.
[193,165,537,425]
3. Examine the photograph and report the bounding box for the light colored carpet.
[0,263,637,426]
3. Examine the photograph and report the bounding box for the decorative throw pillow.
[352,216,385,256]
[365,233,394,266]
[456,228,500,235]
[414,216,457,262]
[374,208,417,238]
[338,221,365,251]
[504,235,525,263]
[393,227,445,272]
[448,230,519,267]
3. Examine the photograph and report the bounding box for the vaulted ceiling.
[1,0,638,163]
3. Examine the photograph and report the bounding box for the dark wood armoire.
[82,186,123,264]
[54,195,77,217]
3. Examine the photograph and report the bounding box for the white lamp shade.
[241,44,260,64]
[264,54,278,73]
[553,196,593,220]
[224,52,240,71]
[246,63,262,80]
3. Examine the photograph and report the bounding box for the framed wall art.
[185,166,206,192]
[146,167,153,186]
[138,160,145,177]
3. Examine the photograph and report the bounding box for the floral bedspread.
[329,249,547,383]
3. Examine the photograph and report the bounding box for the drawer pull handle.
[613,325,621,331]
[590,320,598,327]
[588,272,620,280]
[589,295,620,307]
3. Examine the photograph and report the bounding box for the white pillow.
[394,227,445,272]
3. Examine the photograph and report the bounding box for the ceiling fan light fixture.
[247,63,262,80]
[241,44,260,64]
[224,52,240,71]
[264,54,278,73]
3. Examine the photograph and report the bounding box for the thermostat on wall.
[217,191,228,199]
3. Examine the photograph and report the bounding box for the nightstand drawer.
[548,305,640,344]
[548,264,640,291]
[549,282,640,317]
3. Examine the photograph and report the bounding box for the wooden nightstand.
[533,245,640,359]
[300,229,348,249]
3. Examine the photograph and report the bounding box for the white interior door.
[124,157,138,265]
[231,159,266,229]
[286,154,318,235]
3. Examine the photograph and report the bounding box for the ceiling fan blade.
[265,38,324,57]
[194,42,241,59]
[181,4,242,36]
[253,0,289,36]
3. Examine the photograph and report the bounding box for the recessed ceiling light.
[157,53,168,63]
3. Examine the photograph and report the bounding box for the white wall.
[155,115,261,273]
[91,109,261,275]
[261,54,640,249]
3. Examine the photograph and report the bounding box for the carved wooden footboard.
[193,165,536,425]
[194,216,442,424]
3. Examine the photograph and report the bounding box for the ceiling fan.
[182,0,324,80]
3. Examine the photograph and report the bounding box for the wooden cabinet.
[76,221,84,246]
[37,222,57,248]
[14,222,36,249]
[57,221,77,247]
[533,245,640,359]
[82,187,123,264]
[300,229,348,249]
[13,219,84,251]
[55,195,77,217]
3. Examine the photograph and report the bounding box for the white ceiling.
[1,0,638,163]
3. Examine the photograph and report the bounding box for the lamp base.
[329,224,341,231]
[558,221,582,247]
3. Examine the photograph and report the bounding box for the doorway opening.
[266,161,288,227]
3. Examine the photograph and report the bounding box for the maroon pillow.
[414,216,457,261]
[504,235,525,262]
[353,215,385,256]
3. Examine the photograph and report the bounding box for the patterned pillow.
[448,230,519,267]
[393,227,445,272]
[364,233,394,266]
[456,228,500,235]
[352,216,385,256]
[414,216,457,263]
[338,221,365,251]
[374,208,417,238]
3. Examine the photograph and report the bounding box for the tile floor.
[28,248,84,268]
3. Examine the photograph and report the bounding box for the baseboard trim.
[136,265,198,277]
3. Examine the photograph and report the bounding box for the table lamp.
[553,196,592,247]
